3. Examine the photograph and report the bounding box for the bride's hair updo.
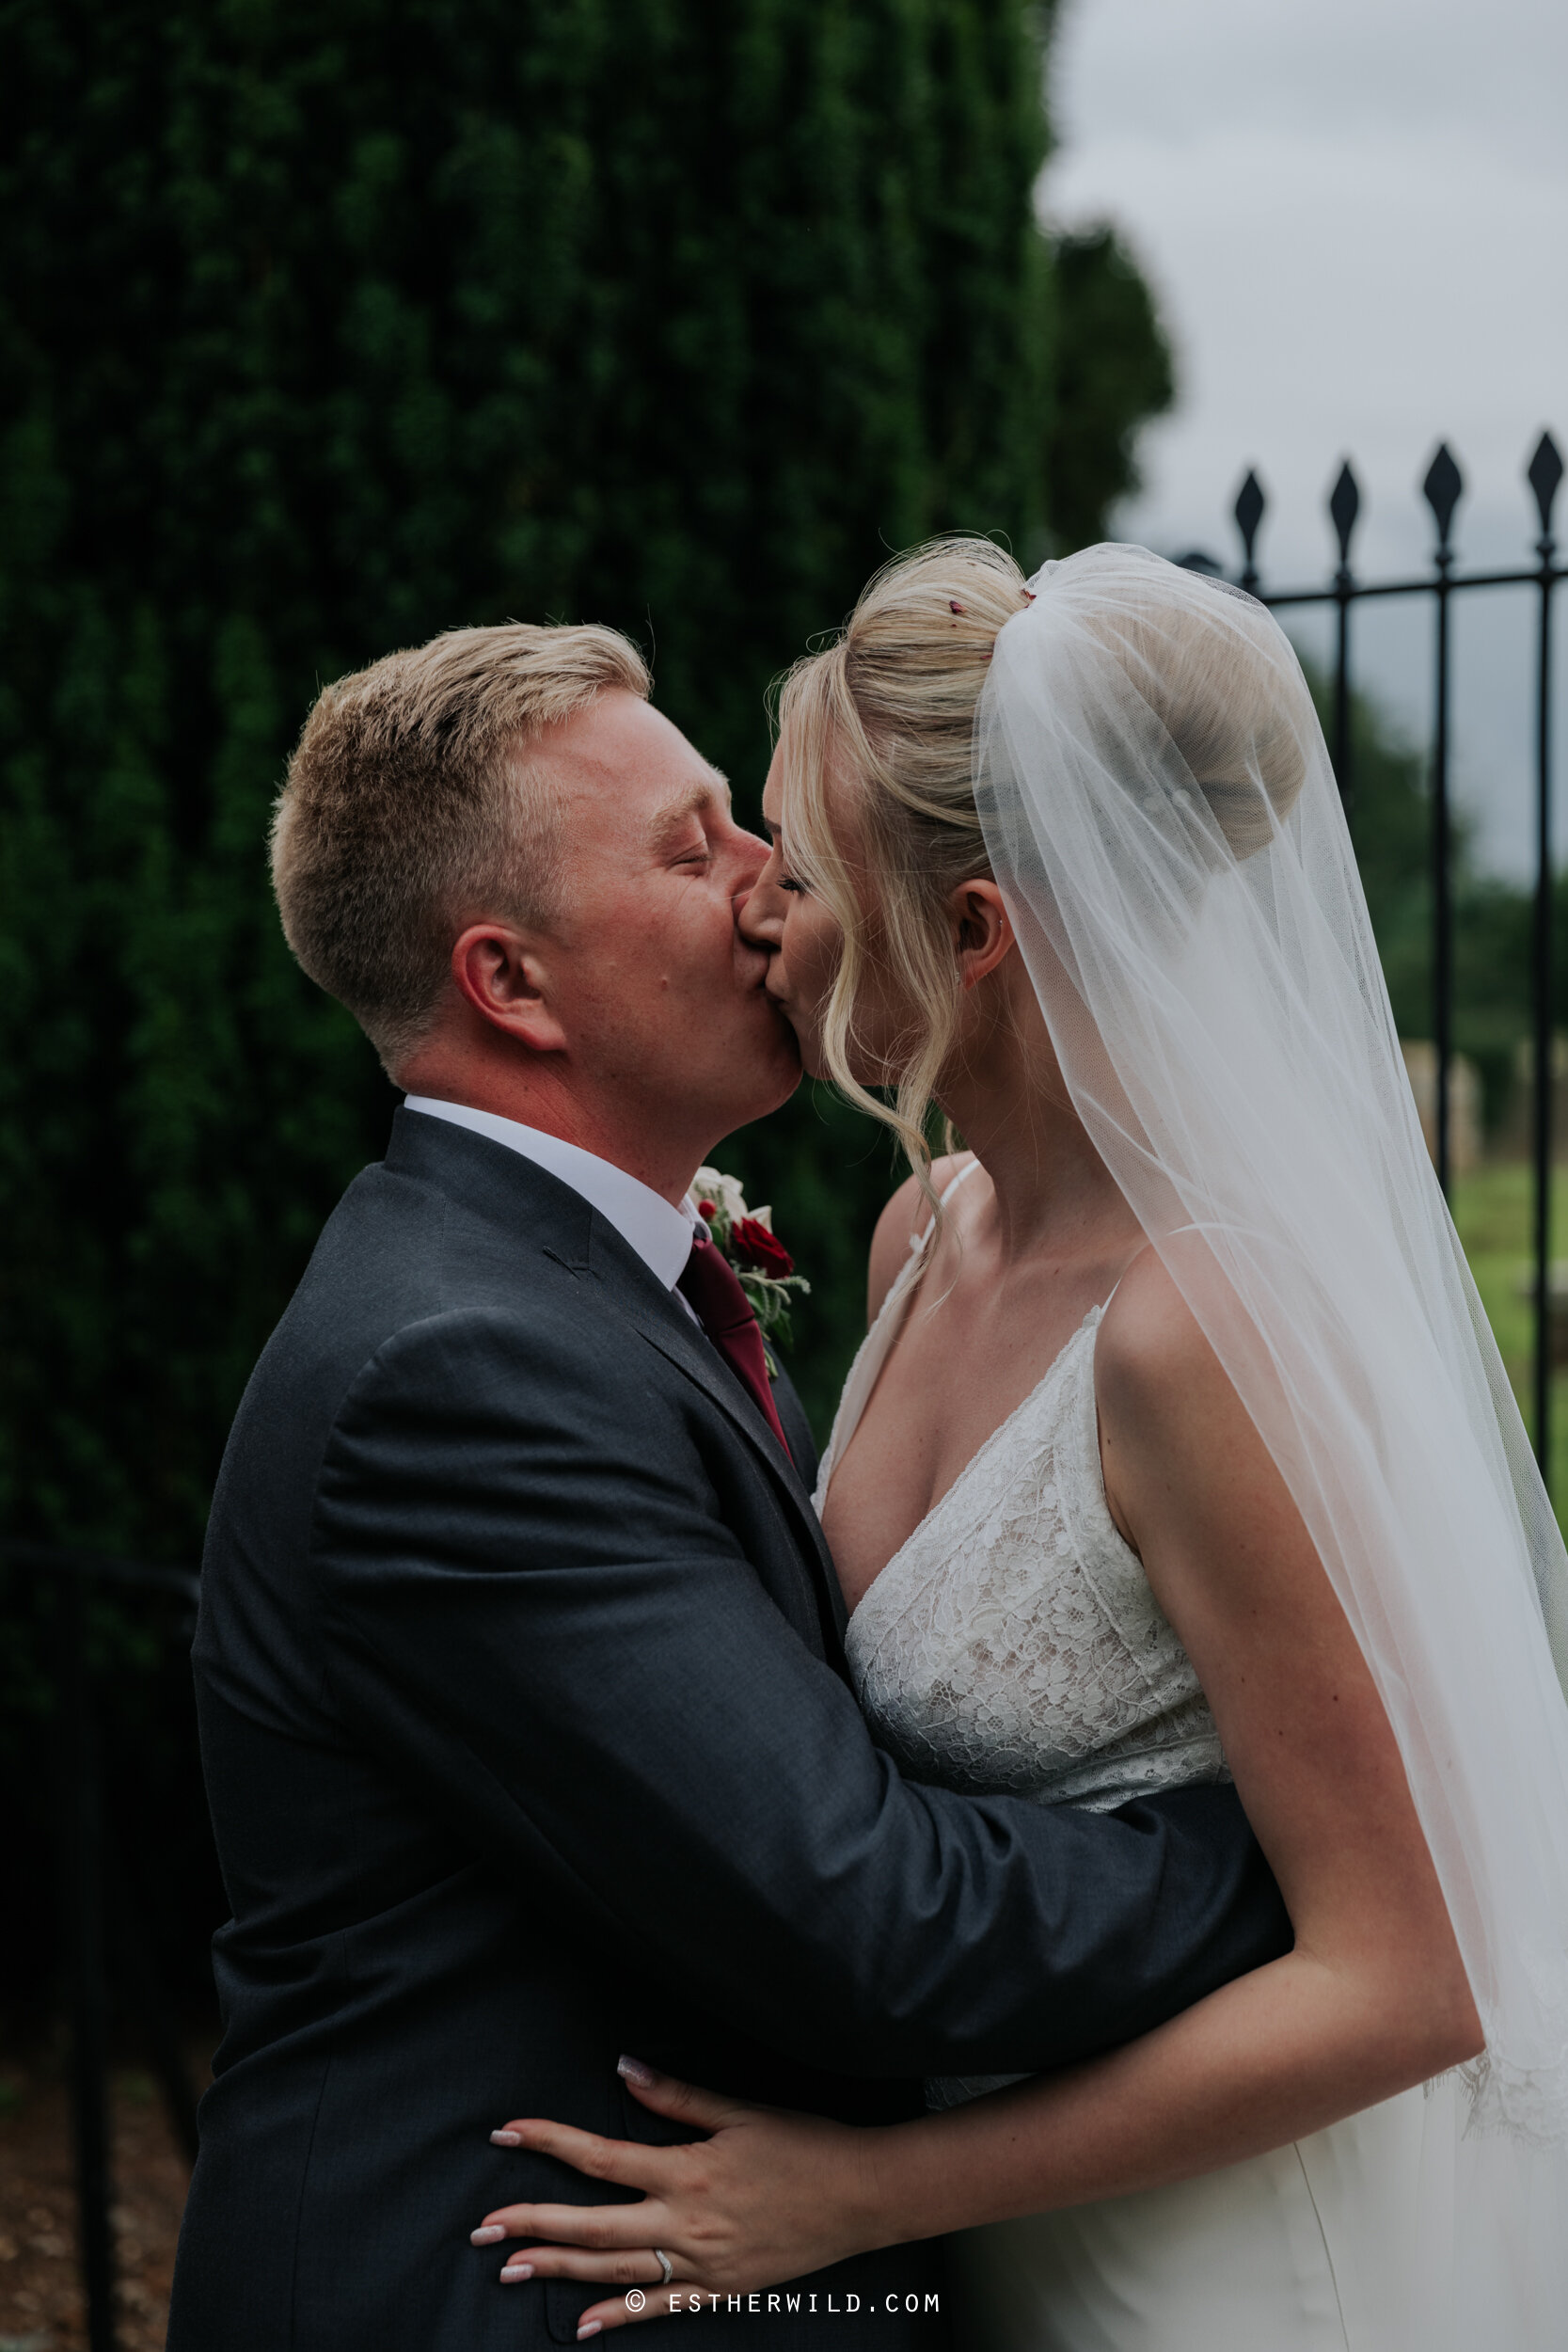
[774,536,1031,1180]
[774,535,1310,1184]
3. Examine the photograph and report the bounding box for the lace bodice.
[817,1182,1227,1820]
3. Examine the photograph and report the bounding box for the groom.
[169,622,1289,2350]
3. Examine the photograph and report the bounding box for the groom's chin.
[731,1034,805,1130]
[753,1049,805,1118]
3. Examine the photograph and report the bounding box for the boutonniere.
[691,1166,811,1372]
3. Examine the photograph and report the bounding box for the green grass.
[1449,1162,1568,1511]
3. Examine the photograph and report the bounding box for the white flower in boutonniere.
[690,1166,812,1373]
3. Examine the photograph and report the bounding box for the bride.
[469,542,1568,2346]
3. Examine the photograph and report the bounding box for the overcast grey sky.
[1040,0,1568,873]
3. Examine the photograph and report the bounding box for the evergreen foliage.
[0,0,1181,1560]
[0,0,1180,1994]
[1044,225,1175,554]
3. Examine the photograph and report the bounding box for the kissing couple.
[170,542,1568,2351]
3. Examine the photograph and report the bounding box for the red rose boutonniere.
[691,1166,811,1373]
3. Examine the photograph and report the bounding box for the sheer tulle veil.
[976,546,1568,2323]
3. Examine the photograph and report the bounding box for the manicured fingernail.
[499,2263,533,2281]
[578,2328,602,2342]
[470,2225,506,2245]
[617,2054,655,2086]
[490,2129,521,2146]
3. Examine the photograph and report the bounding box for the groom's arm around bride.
[167,622,1289,2352]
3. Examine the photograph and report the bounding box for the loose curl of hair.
[772,537,1032,1197]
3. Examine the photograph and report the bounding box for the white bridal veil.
[976,547,1568,2329]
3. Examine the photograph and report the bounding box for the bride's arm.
[994,1245,1486,2191]
[473,1252,1481,2325]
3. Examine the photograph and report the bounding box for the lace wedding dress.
[816,1166,1453,2352]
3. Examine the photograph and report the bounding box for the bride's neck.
[934,961,1135,1268]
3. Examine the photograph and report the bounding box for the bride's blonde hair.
[774,537,1311,1193]
[773,536,1032,1187]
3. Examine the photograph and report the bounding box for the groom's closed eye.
[648,776,730,866]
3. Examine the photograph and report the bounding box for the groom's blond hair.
[272,622,649,1072]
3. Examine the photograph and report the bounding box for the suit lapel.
[576,1219,849,1663]
[386,1110,849,1665]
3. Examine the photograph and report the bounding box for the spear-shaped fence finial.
[1233,469,1265,594]
[1422,443,1465,567]
[1528,429,1563,552]
[1328,460,1361,580]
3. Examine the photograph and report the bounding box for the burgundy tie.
[677,1232,792,1458]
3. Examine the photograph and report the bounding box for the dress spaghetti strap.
[813,1156,984,1510]
[910,1153,983,1257]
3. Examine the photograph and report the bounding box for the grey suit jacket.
[168,1108,1289,2350]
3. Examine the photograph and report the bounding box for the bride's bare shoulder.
[1096,1246,1282,1543]
[1097,1245,1224,1417]
[864,1153,973,1326]
[1095,1248,1253,1549]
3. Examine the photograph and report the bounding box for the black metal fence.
[3,1540,207,2352]
[1183,432,1565,1486]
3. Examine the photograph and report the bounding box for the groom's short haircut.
[272,622,649,1071]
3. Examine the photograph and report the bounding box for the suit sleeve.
[311,1304,1290,2080]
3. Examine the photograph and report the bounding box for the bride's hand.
[468,2058,888,2335]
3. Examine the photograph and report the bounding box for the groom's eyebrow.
[647,771,731,847]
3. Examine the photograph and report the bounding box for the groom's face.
[537,692,800,1138]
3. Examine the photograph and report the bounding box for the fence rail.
[1184,430,1564,1486]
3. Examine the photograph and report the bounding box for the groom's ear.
[450,922,568,1055]
[949,881,1014,992]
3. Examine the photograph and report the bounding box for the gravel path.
[0,2042,213,2352]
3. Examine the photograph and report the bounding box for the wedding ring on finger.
[653,2249,673,2287]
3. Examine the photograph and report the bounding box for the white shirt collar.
[403,1096,700,1290]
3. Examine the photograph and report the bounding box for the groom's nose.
[730,824,770,884]
[729,831,773,926]
[734,876,780,949]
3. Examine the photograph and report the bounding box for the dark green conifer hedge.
[0,0,1174,1994]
